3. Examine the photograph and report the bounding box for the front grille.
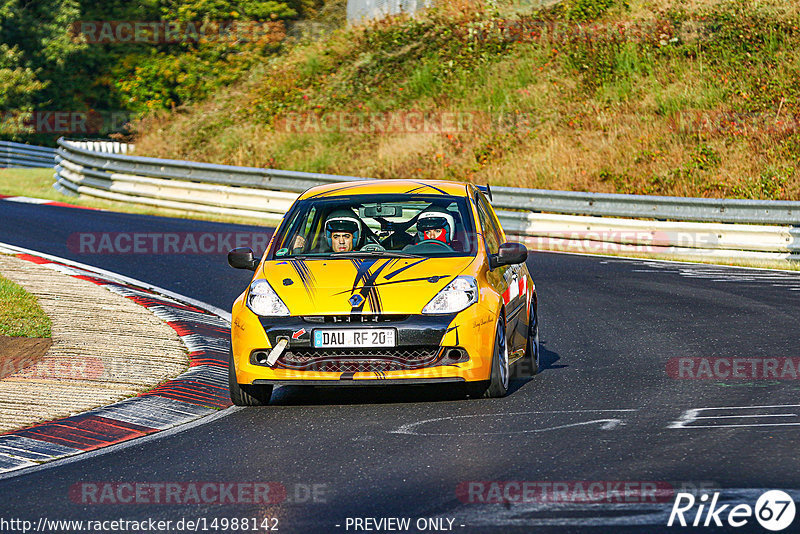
[274,347,457,373]
[303,315,410,324]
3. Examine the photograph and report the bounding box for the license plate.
[313,329,396,348]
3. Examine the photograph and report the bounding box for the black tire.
[229,351,273,406]
[483,317,510,398]
[521,299,539,377]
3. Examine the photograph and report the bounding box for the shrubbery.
[0,0,323,142]
[128,0,800,200]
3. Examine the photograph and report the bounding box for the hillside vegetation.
[0,0,324,144]
[132,0,800,199]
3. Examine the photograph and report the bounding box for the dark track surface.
[1,201,799,533]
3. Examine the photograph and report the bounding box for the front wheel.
[482,317,510,398]
[229,351,273,406]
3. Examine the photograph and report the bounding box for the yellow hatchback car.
[227,179,538,405]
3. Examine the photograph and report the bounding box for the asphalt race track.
[1,200,799,533]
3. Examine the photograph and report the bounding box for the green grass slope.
[132,0,800,199]
[0,272,51,338]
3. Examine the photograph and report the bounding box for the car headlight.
[246,280,290,316]
[422,276,478,315]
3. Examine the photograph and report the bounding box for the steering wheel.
[416,239,453,251]
[360,242,386,252]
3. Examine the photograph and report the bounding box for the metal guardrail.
[55,138,800,225]
[500,211,799,262]
[53,137,799,261]
[54,139,299,224]
[58,140,134,155]
[492,186,800,226]
[347,0,434,24]
[0,141,56,169]
[56,138,359,194]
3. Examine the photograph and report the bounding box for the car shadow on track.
[268,344,565,406]
[539,343,564,372]
[507,343,563,395]
[270,383,473,406]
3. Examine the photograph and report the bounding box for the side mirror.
[228,247,258,271]
[490,242,528,269]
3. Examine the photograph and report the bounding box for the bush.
[563,0,620,22]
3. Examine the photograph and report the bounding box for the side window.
[475,193,501,255]
[275,206,316,255]
[302,207,320,251]
[485,197,506,243]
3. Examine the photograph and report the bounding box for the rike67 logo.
[668,490,796,531]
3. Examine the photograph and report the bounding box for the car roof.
[298,179,472,201]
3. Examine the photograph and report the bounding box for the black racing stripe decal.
[366,282,382,313]
[349,259,392,313]
[350,259,376,292]
[447,325,460,345]
[409,181,448,195]
[364,260,392,313]
[372,275,450,287]
[306,183,373,199]
[384,258,429,280]
[349,259,375,313]
[331,275,452,296]
[405,186,425,194]
[290,259,316,300]
[340,372,356,380]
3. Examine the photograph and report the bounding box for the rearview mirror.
[228,247,257,271]
[361,205,401,218]
[490,242,528,269]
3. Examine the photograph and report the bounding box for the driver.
[416,206,455,246]
[325,209,362,253]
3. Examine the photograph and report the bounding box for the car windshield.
[270,193,477,259]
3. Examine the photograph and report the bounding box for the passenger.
[325,210,362,253]
[416,206,456,246]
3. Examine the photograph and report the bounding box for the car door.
[474,192,526,357]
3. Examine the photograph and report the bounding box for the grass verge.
[0,269,52,338]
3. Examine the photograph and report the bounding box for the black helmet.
[325,209,362,249]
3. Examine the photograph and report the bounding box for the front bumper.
[231,307,496,384]
[253,377,466,387]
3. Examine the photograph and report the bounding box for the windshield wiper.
[334,251,424,259]
[279,253,325,260]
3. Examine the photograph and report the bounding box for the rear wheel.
[522,299,539,377]
[482,317,510,398]
[229,351,273,406]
